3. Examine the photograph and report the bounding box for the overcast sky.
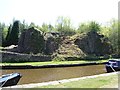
[0,0,119,27]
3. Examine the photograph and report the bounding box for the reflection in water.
[2,65,106,84]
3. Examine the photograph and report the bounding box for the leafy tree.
[118,20,120,56]
[55,16,76,35]
[40,23,49,32]
[19,20,29,34]
[39,23,55,33]
[77,21,100,33]
[101,19,119,55]
[0,23,3,46]
[48,24,54,31]
[100,26,110,37]
[29,22,35,28]
[77,23,89,33]
[107,19,118,55]
[89,21,101,32]
[0,23,8,46]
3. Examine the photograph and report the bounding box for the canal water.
[2,65,106,85]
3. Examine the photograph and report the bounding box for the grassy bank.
[0,59,108,66]
[38,73,118,88]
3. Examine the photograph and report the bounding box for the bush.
[52,56,65,61]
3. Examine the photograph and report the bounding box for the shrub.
[52,56,65,61]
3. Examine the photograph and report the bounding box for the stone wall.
[1,51,52,63]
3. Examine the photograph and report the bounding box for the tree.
[0,23,3,46]
[48,24,54,31]
[5,24,12,43]
[40,23,49,32]
[0,23,8,46]
[55,16,75,35]
[19,20,28,34]
[77,21,100,34]
[39,23,55,33]
[29,22,35,28]
[107,19,119,55]
[100,19,119,55]
[5,20,20,46]
[89,21,101,32]
[77,23,89,33]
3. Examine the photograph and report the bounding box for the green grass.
[38,74,118,88]
[0,59,108,66]
[0,46,4,50]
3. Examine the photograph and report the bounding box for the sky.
[0,0,119,27]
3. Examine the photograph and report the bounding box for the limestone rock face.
[74,31,112,56]
[17,28,112,56]
[18,27,45,54]
[44,33,60,55]
[56,36,86,57]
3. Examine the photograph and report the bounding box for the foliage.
[100,19,119,55]
[0,17,119,56]
[39,23,54,32]
[29,22,36,28]
[77,21,101,33]
[5,20,20,46]
[0,23,8,46]
[5,25,12,46]
[55,16,76,36]
[77,23,89,33]
[89,21,101,32]
[52,55,65,61]
[108,19,119,55]
[19,20,29,34]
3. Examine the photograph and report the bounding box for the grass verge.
[0,59,108,66]
[38,73,118,88]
